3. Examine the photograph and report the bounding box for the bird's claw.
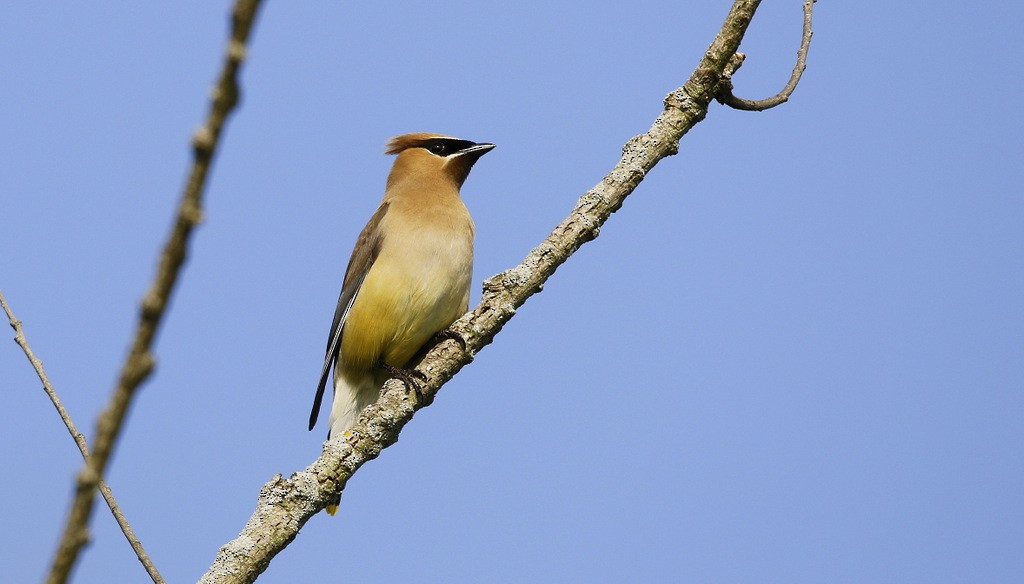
[430,328,468,352]
[381,362,428,400]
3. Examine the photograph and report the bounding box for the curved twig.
[44,1,265,583]
[717,0,815,111]
[0,290,166,584]
[198,1,768,582]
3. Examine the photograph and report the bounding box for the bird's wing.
[308,201,390,431]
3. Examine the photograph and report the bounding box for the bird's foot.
[381,361,428,399]
[429,328,468,352]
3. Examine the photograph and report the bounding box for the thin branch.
[44,1,265,582]
[199,1,769,582]
[0,290,165,584]
[1,290,86,464]
[717,0,815,111]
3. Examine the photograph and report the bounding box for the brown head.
[384,133,495,190]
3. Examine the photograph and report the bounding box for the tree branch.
[717,0,815,111]
[198,1,770,582]
[44,1,265,582]
[0,290,165,583]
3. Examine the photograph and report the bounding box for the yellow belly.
[339,229,471,372]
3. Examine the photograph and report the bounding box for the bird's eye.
[428,141,448,155]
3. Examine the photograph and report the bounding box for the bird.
[308,133,494,514]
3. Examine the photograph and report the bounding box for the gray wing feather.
[308,202,389,431]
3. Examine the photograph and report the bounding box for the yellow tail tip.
[326,504,339,516]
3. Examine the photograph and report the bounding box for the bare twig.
[44,1,265,582]
[0,290,166,584]
[1,290,86,463]
[717,0,815,111]
[198,1,773,582]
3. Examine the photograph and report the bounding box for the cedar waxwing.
[308,133,494,513]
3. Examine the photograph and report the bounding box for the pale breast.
[341,196,474,369]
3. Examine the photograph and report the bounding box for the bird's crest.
[385,133,455,155]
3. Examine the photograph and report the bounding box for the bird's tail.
[326,496,341,516]
[327,369,381,441]
[324,369,381,515]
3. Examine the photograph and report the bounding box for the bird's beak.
[456,143,496,158]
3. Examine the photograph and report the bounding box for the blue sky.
[3,2,1022,582]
